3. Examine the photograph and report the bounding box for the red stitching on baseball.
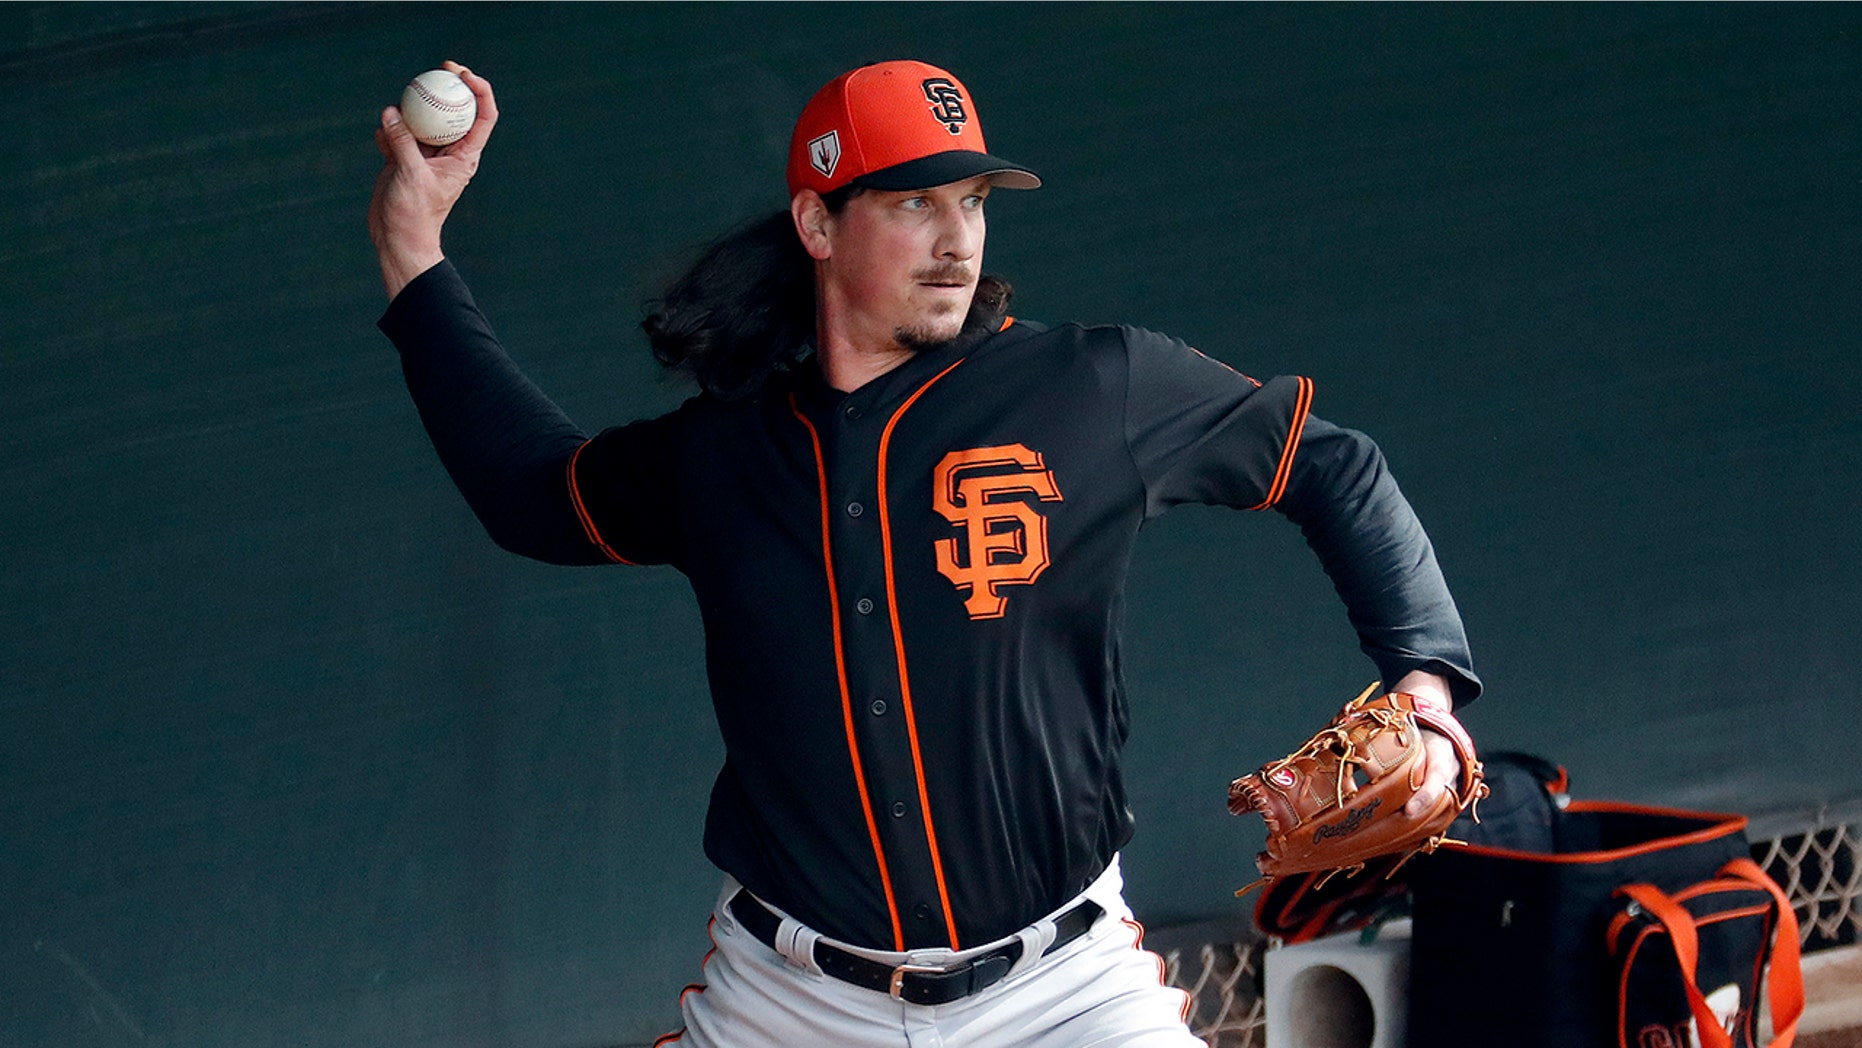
[409,79,471,112]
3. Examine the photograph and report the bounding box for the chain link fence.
[1751,819,1861,953]
[1163,938,1268,1048]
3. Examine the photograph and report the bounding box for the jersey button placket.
[822,391,943,942]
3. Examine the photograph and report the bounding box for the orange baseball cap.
[786,60,1042,197]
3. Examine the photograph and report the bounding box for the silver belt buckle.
[888,962,951,1002]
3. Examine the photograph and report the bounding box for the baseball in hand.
[400,69,476,147]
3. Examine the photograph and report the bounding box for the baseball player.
[370,60,1480,1047]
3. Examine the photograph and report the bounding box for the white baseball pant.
[654,856,1205,1048]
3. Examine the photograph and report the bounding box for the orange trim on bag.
[1607,881,1772,954]
[1441,800,1747,864]
[567,440,638,565]
[1248,376,1313,511]
[877,358,968,950]
[791,396,906,951]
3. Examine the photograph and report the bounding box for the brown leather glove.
[1229,684,1487,890]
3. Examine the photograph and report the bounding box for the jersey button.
[870,699,887,716]
[845,501,864,518]
[891,801,907,818]
[914,903,933,921]
[844,405,862,420]
[855,597,875,615]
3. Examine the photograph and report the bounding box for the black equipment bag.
[1405,754,1802,1047]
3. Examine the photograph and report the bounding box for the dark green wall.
[3,4,1857,1046]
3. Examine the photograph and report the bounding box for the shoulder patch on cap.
[808,130,842,178]
[921,78,968,135]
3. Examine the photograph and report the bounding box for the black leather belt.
[727,891,1104,1006]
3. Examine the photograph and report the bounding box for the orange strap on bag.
[1724,857,1804,1046]
[1617,858,1804,1048]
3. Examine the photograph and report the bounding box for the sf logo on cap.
[921,78,968,135]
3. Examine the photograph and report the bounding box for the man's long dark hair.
[643,191,1013,400]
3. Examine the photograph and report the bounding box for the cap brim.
[854,149,1042,192]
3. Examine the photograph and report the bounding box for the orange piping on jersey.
[566,440,638,565]
[789,395,906,951]
[997,316,1015,332]
[876,358,969,950]
[1248,376,1313,511]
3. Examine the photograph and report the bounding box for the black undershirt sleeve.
[1122,327,1480,707]
[376,259,610,566]
[1277,417,1482,707]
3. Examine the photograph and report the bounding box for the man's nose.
[934,211,980,261]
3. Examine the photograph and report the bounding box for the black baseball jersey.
[381,260,1479,952]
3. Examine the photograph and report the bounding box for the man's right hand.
[368,60,500,301]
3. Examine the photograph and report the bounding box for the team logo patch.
[808,130,842,178]
[933,444,1063,619]
[921,78,968,135]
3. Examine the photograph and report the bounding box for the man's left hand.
[1391,669,1461,819]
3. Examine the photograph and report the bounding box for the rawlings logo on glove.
[1229,683,1488,895]
[1313,797,1382,842]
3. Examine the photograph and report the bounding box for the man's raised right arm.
[370,63,608,566]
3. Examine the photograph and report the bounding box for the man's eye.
[901,197,928,210]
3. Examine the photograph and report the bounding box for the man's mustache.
[914,264,975,285]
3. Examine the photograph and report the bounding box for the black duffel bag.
[1406,753,1802,1047]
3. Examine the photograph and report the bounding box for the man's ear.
[791,191,833,261]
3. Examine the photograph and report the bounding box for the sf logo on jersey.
[932,444,1063,619]
[921,78,968,135]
